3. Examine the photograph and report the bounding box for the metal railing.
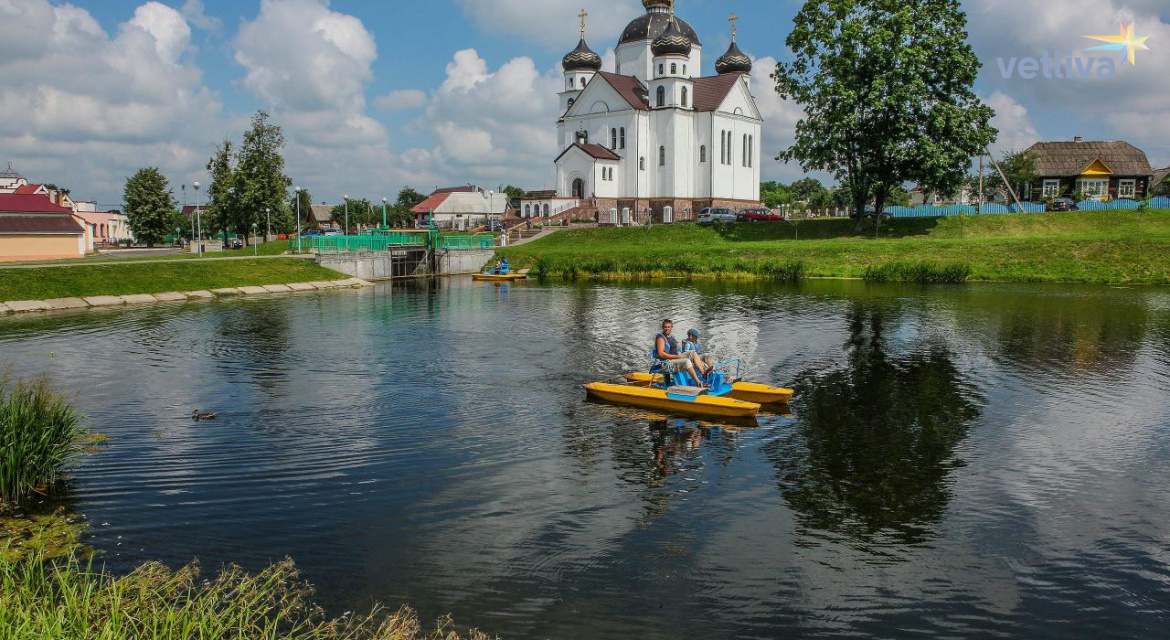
[436,233,496,250]
[288,231,496,253]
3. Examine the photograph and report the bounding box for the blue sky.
[1,0,1168,206]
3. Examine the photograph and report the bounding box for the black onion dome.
[619,12,701,47]
[651,19,693,57]
[715,42,752,74]
[562,39,602,72]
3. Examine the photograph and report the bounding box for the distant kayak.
[472,272,527,282]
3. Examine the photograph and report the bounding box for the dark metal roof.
[716,42,753,75]
[1026,141,1154,177]
[651,19,693,56]
[619,12,700,47]
[0,215,85,234]
[563,38,603,72]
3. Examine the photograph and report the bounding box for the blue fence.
[886,197,1170,218]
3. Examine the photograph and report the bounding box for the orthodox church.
[553,0,762,222]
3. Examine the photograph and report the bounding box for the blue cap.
[687,329,701,338]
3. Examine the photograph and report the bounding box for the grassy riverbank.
[0,379,85,512]
[0,551,490,640]
[500,210,1170,284]
[0,258,343,303]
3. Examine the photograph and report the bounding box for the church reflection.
[766,303,981,549]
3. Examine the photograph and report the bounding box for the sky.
[1,0,1168,207]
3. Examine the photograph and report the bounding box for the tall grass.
[864,262,972,284]
[0,550,491,640]
[0,377,85,510]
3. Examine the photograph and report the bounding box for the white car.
[697,207,737,224]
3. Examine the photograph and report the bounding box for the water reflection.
[768,302,982,549]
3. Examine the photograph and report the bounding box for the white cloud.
[375,89,427,111]
[984,91,1041,154]
[453,0,640,48]
[747,55,808,182]
[181,0,222,32]
[0,0,224,204]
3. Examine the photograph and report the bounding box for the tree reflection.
[766,304,981,548]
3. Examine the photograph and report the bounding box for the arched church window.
[700,146,707,163]
[640,157,646,170]
[525,205,531,216]
[743,134,748,167]
[659,63,664,75]
[671,63,677,75]
[567,98,575,108]
[681,87,688,108]
[544,204,550,215]
[683,65,687,76]
[749,136,754,167]
[619,128,626,149]
[569,78,575,89]
[656,86,665,108]
[659,146,666,167]
[611,128,618,149]
[720,131,726,164]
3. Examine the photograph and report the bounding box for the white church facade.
[548,0,763,223]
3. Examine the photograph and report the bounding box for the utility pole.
[987,148,1024,213]
[978,155,985,212]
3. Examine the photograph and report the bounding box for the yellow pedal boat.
[622,372,794,405]
[472,272,527,282]
[584,382,761,419]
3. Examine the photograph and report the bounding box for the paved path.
[507,227,565,247]
[0,254,314,270]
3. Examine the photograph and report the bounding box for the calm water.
[2,279,1169,639]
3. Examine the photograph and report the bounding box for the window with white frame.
[1042,180,1061,198]
[1118,179,1136,198]
[619,128,626,149]
[1077,179,1109,198]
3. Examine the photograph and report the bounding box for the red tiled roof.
[0,193,74,214]
[412,192,451,214]
[0,215,85,235]
[555,143,622,164]
[14,184,43,195]
[596,72,649,111]
[692,73,745,112]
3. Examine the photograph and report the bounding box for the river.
[2,278,1168,639]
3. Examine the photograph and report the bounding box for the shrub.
[0,378,85,510]
[865,262,971,283]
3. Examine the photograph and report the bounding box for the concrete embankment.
[317,248,496,280]
[0,278,373,316]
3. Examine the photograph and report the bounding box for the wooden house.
[1023,138,1155,202]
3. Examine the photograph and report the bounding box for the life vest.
[652,333,678,359]
[682,339,701,355]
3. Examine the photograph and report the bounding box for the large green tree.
[775,0,997,231]
[391,187,427,227]
[123,167,176,247]
[204,139,240,242]
[236,111,293,240]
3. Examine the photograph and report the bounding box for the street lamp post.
[265,208,271,243]
[344,195,350,236]
[253,224,258,256]
[294,187,303,254]
[382,197,388,229]
[193,181,203,257]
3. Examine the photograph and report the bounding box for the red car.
[737,208,783,222]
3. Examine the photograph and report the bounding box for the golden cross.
[729,12,740,41]
[579,8,588,37]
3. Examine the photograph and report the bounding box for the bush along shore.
[498,210,1170,285]
[0,379,492,639]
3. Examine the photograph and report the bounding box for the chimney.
[1074,136,1083,143]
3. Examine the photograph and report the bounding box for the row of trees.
[775,0,997,231]
[122,111,435,247]
[761,178,910,212]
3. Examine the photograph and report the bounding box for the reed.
[0,377,85,511]
[0,550,491,640]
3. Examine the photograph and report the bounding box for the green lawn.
[499,210,1170,284]
[0,259,344,302]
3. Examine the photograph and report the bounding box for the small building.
[309,205,334,228]
[73,201,130,245]
[1024,138,1155,202]
[1153,167,1170,195]
[411,186,509,229]
[0,193,88,261]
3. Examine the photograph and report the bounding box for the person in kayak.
[654,319,707,387]
[682,329,715,378]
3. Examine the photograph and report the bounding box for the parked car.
[301,229,323,237]
[697,207,738,224]
[226,236,244,250]
[1049,197,1078,212]
[737,208,782,222]
[848,206,892,220]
